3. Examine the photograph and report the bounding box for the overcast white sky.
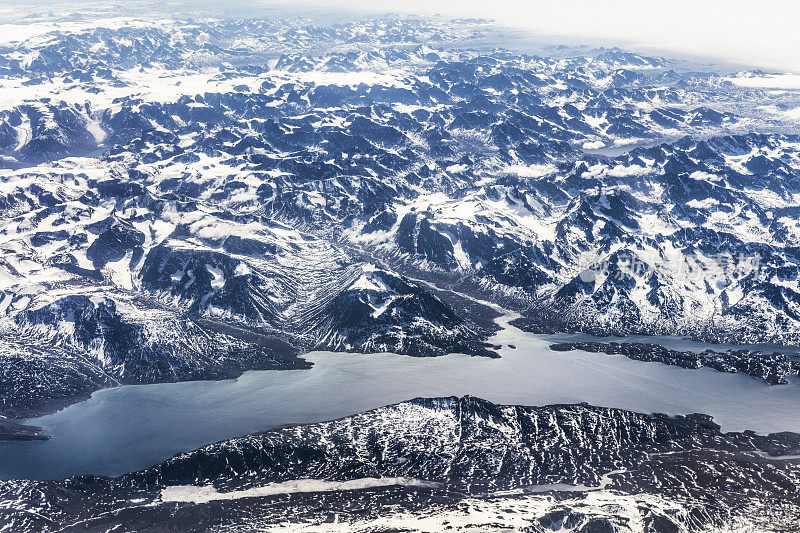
[272,0,800,73]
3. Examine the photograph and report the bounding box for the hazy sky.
[271,0,800,73]
[1,0,797,72]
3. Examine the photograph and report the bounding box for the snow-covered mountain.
[3,8,800,532]
[1,13,800,416]
[2,396,799,531]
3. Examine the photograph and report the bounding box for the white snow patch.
[582,140,606,150]
[445,163,468,174]
[686,198,720,209]
[206,265,225,290]
[606,164,648,177]
[503,163,556,178]
[351,271,389,292]
[160,477,439,503]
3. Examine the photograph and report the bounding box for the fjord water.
[2,313,800,480]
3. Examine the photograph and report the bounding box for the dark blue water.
[2,313,799,480]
